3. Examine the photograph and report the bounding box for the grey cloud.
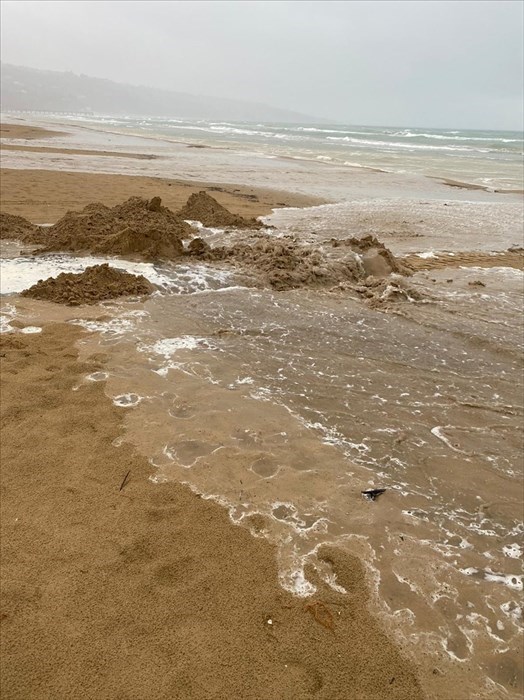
[1,0,522,129]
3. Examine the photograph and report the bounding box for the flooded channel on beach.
[1,116,523,698]
[3,198,522,699]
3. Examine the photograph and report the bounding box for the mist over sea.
[54,114,524,191]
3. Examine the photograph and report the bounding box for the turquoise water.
[61,115,524,190]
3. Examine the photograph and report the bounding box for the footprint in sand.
[163,439,220,467]
[249,456,280,478]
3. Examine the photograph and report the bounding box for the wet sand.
[435,177,524,196]
[0,122,68,140]
[0,168,323,224]
[1,118,523,699]
[404,250,524,272]
[1,143,159,159]
[0,323,423,700]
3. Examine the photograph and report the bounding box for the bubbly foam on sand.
[19,326,42,334]
[0,254,239,297]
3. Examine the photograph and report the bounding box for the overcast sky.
[1,0,522,129]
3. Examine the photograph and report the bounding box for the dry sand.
[0,323,423,700]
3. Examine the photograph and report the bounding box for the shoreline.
[0,321,423,699]
[0,121,427,698]
[2,118,522,197]
[1,120,326,223]
[0,117,523,700]
[433,176,524,196]
[0,143,160,160]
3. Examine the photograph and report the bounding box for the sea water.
[19,113,523,191]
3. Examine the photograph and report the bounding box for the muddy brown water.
[1,200,523,699]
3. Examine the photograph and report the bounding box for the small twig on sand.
[119,470,131,492]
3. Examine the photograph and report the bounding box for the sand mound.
[36,197,192,260]
[187,233,410,291]
[0,212,41,242]
[21,264,155,306]
[189,236,362,290]
[331,235,411,277]
[187,237,211,256]
[177,191,264,229]
[95,226,184,259]
[352,275,425,309]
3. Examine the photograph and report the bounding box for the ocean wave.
[323,136,517,154]
[388,130,522,144]
[295,126,381,136]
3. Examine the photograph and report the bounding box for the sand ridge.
[1,143,159,159]
[0,122,67,140]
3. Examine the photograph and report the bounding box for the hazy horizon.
[1,0,523,131]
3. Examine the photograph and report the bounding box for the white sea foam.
[0,254,174,294]
[502,543,522,559]
[86,371,109,382]
[113,393,143,407]
[139,336,217,358]
[279,556,317,597]
[0,252,239,297]
[416,251,438,259]
[184,220,227,235]
[0,303,18,332]
[325,136,496,153]
[0,316,13,333]
[431,426,464,453]
[71,315,140,338]
[485,572,523,591]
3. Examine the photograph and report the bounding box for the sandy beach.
[1,323,424,700]
[0,123,324,223]
[1,119,523,699]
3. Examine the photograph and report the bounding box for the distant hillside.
[0,63,321,124]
